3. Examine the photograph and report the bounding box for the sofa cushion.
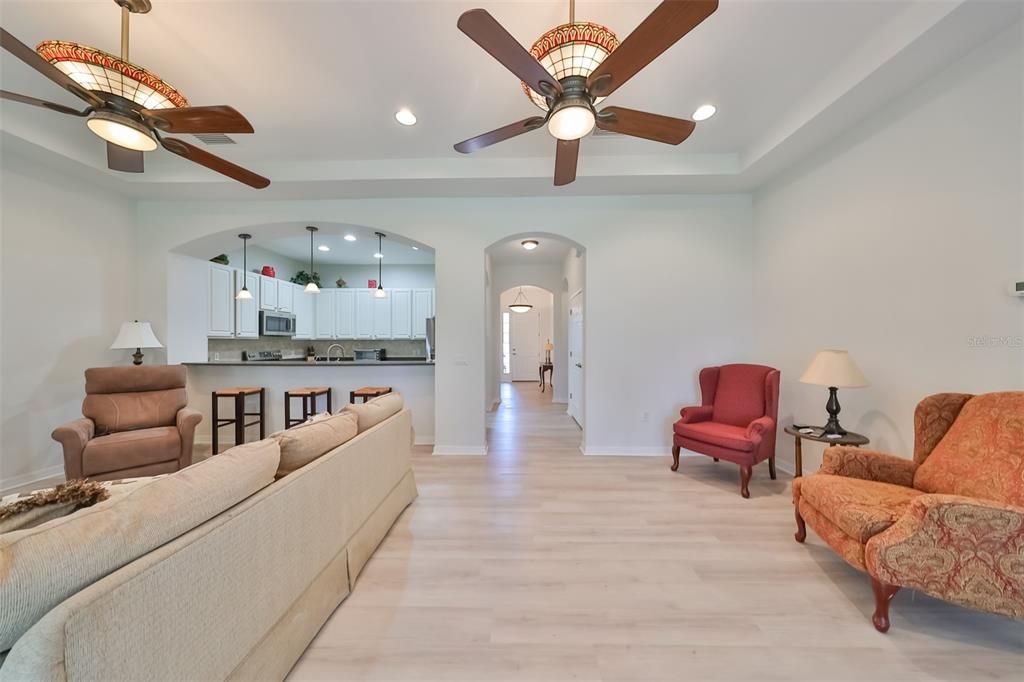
[272,411,358,478]
[673,421,754,452]
[0,438,279,652]
[82,426,181,476]
[798,474,923,543]
[913,392,1024,506]
[712,364,768,427]
[343,392,404,432]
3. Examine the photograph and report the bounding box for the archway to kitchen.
[484,233,586,458]
[167,221,437,449]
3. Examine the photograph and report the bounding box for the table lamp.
[799,349,868,436]
[544,339,554,364]
[111,320,163,365]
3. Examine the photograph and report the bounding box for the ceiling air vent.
[192,133,236,145]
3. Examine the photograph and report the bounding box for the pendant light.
[509,287,533,313]
[235,233,253,300]
[374,232,388,298]
[304,226,320,293]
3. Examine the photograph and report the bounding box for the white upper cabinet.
[235,270,260,338]
[372,292,392,339]
[355,289,374,339]
[390,289,412,339]
[314,289,336,339]
[411,288,433,339]
[259,275,278,311]
[335,289,356,339]
[277,280,294,313]
[208,264,235,338]
[293,284,314,339]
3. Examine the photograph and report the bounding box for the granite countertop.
[186,357,434,367]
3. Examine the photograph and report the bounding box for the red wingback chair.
[671,364,781,498]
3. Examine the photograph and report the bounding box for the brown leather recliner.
[52,365,202,481]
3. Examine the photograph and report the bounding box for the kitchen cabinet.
[355,289,374,339]
[412,288,433,339]
[314,289,336,339]
[335,289,356,339]
[208,263,235,338]
[277,281,295,313]
[390,289,412,338]
[293,284,314,339]
[259,275,278,311]
[235,270,260,338]
[372,292,392,339]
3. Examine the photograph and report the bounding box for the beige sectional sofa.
[0,404,417,681]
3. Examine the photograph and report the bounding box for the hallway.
[487,381,581,459]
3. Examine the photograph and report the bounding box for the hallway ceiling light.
[318,244,330,252]
[521,239,539,250]
[692,104,716,121]
[304,226,320,293]
[235,233,252,300]
[374,232,388,298]
[509,287,533,313]
[344,234,357,242]
[395,108,418,126]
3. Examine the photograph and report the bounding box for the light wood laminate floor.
[288,383,1023,681]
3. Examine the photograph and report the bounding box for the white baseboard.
[582,446,673,457]
[414,435,435,446]
[432,445,488,456]
[1,464,65,495]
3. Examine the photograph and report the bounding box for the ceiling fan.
[454,0,718,186]
[0,0,269,189]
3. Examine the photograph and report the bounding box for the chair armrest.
[679,405,713,423]
[745,416,775,445]
[866,495,1024,619]
[51,418,95,480]
[176,408,203,468]
[820,447,917,487]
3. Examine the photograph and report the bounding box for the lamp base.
[822,386,847,436]
[132,348,144,365]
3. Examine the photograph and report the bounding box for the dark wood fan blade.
[587,0,718,98]
[142,105,254,134]
[107,142,144,173]
[596,106,695,145]
[458,9,562,98]
[1,89,90,116]
[161,137,270,189]
[454,116,545,154]
[1,27,105,107]
[554,138,579,186]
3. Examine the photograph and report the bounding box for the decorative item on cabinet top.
[291,270,321,288]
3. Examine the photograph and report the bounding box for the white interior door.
[567,291,583,426]
[510,308,540,381]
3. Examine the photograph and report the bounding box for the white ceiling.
[1,0,1019,198]
[488,235,574,267]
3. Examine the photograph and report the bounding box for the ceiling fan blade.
[553,138,579,186]
[0,27,105,108]
[107,142,144,173]
[1,89,90,116]
[161,137,270,189]
[587,0,718,98]
[454,116,545,154]
[457,9,562,99]
[141,105,254,134]
[596,106,695,145]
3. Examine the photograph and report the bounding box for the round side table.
[783,425,869,477]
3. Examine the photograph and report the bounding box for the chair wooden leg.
[768,456,777,480]
[259,388,266,439]
[740,465,752,498]
[211,392,219,455]
[234,394,245,446]
[794,506,807,543]
[713,458,719,462]
[671,446,680,472]
[870,577,900,633]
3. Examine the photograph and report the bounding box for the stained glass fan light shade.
[521,22,619,111]
[36,40,189,109]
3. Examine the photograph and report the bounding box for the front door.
[510,307,540,381]
[567,291,583,426]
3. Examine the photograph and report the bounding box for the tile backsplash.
[208,338,428,361]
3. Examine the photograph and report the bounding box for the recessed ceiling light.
[343,234,356,242]
[521,239,539,250]
[373,252,384,259]
[692,104,716,122]
[395,108,417,126]
[411,246,419,250]
[318,245,330,252]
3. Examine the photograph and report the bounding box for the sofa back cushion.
[712,364,772,427]
[913,392,1024,505]
[344,392,404,432]
[0,438,279,652]
[82,366,187,435]
[272,411,359,478]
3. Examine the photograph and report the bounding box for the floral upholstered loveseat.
[793,392,1024,632]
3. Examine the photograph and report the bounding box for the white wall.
[317,264,434,290]
[221,245,305,282]
[1,149,138,491]
[754,26,1024,474]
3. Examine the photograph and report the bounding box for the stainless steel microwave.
[259,311,296,337]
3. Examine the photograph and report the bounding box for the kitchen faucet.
[326,344,346,362]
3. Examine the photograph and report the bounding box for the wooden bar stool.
[211,387,265,455]
[350,386,392,404]
[285,387,333,429]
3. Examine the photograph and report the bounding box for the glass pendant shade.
[305,226,319,293]
[547,104,595,140]
[304,282,320,293]
[521,22,619,111]
[509,287,533,313]
[235,287,252,301]
[86,111,158,151]
[374,286,388,299]
[236,233,252,300]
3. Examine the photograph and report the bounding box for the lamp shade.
[799,349,868,388]
[110,321,163,350]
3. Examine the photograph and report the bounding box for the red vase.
[261,266,276,277]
